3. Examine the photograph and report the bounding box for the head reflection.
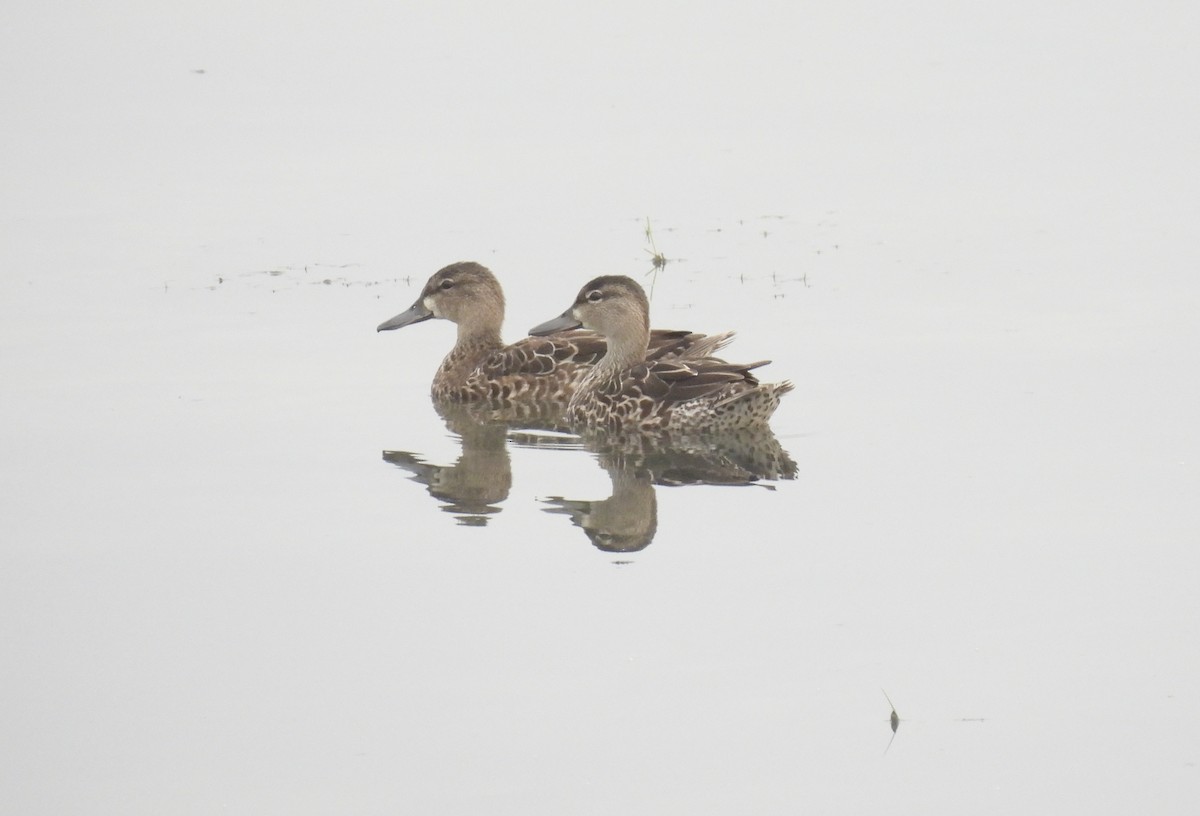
[382,400,518,525]
[543,466,658,552]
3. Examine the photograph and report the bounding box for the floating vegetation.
[214,262,407,291]
[643,217,669,299]
[883,689,900,754]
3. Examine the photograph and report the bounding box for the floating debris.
[883,689,900,754]
[643,217,669,299]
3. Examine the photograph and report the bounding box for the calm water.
[3,2,1199,814]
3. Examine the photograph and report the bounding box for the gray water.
[3,3,1199,814]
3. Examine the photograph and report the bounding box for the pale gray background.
[2,2,1197,813]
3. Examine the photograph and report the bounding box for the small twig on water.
[882,689,900,755]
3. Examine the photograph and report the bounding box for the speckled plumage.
[529,275,793,433]
[376,262,731,405]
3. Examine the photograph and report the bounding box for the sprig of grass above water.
[643,216,669,300]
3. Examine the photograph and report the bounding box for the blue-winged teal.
[529,275,793,432]
[377,262,732,403]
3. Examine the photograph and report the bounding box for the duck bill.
[529,310,582,336]
[377,300,433,332]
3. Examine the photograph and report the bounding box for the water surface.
[2,2,1198,814]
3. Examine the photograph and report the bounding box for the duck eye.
[439,279,455,290]
[586,290,603,303]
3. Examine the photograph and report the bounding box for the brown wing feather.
[474,334,588,378]
[548,331,607,365]
[637,358,771,404]
[647,330,735,362]
[476,327,732,381]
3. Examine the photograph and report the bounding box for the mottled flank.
[377,262,732,407]
[530,275,793,433]
[432,327,729,404]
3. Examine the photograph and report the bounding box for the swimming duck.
[377,262,732,403]
[529,275,792,432]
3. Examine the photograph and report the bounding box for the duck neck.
[438,323,504,385]
[597,316,650,373]
[456,320,504,353]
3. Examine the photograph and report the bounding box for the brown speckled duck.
[529,275,793,432]
[377,262,732,404]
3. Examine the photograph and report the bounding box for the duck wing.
[471,331,604,379]
[637,358,770,403]
[477,328,733,379]
[647,330,735,362]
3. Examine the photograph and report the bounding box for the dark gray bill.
[377,300,433,332]
[529,311,581,336]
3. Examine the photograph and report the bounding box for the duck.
[529,275,792,432]
[376,262,732,404]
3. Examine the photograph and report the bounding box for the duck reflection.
[382,399,554,525]
[537,427,797,552]
[542,465,657,553]
[384,400,796,539]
